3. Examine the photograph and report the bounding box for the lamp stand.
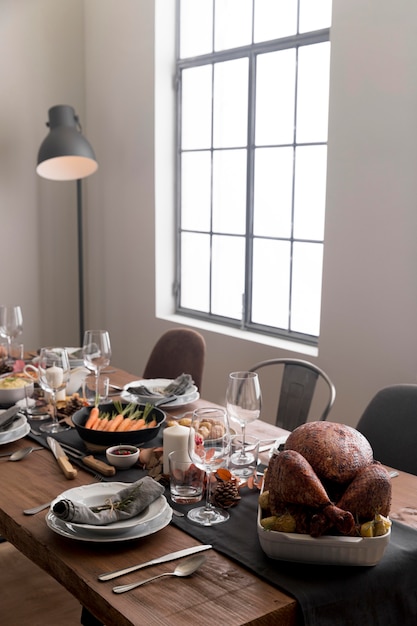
[76,179,85,346]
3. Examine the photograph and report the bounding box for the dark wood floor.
[1,541,82,625]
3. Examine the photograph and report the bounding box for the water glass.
[83,374,109,405]
[169,450,204,504]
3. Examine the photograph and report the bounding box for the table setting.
[2,353,417,625]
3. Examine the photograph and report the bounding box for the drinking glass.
[38,347,71,433]
[82,330,111,406]
[226,371,262,472]
[187,407,231,526]
[0,305,23,363]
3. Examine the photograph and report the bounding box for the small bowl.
[72,402,166,450]
[0,374,34,407]
[106,445,140,469]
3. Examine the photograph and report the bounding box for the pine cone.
[58,393,86,416]
[212,479,241,509]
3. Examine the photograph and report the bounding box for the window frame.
[175,7,330,347]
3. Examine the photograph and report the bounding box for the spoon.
[112,553,207,594]
[0,446,44,461]
[9,446,45,461]
[23,501,52,515]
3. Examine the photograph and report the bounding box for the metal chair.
[356,384,417,476]
[143,327,206,392]
[248,358,336,431]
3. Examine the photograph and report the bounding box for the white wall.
[320,0,417,423]
[1,0,417,429]
[0,0,85,347]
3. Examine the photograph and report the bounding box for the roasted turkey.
[265,421,392,537]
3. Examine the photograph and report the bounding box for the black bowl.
[72,402,166,449]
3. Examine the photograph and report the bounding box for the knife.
[0,405,21,431]
[58,442,116,477]
[46,436,78,480]
[97,544,213,581]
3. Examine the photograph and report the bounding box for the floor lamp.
[36,105,98,346]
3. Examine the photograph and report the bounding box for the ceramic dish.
[106,445,140,469]
[257,486,391,566]
[31,348,84,369]
[0,422,30,446]
[121,378,200,408]
[46,502,172,543]
[66,347,85,368]
[0,373,34,407]
[0,413,29,445]
[50,483,168,535]
[268,435,289,458]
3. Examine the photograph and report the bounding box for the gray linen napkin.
[52,477,164,525]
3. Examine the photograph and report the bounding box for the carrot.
[85,406,99,429]
[96,417,109,431]
[117,418,134,432]
[107,414,124,432]
[145,419,157,429]
[90,416,102,430]
[130,418,146,431]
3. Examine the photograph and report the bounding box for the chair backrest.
[356,384,417,476]
[248,358,336,431]
[143,328,206,392]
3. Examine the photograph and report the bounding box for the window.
[176,0,331,344]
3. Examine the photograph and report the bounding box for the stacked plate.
[0,412,30,446]
[46,482,172,542]
[121,378,200,408]
[66,347,85,368]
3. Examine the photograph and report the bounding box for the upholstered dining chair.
[248,358,336,431]
[356,384,417,476]
[143,327,206,392]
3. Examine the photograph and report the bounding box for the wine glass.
[0,305,23,363]
[82,330,111,406]
[226,371,262,476]
[187,407,231,526]
[38,347,71,433]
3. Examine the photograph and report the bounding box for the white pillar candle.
[163,423,190,474]
[46,365,64,389]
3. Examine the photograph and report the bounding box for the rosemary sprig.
[90,483,143,513]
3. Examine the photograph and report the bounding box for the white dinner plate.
[121,378,200,408]
[46,502,173,543]
[0,415,29,445]
[268,435,289,458]
[66,347,84,368]
[31,348,84,369]
[50,483,169,535]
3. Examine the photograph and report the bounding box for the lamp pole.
[76,179,85,346]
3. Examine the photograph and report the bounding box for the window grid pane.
[177,1,330,343]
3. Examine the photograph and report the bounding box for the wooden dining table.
[0,366,416,626]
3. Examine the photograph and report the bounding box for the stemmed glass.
[187,407,231,526]
[226,371,262,475]
[82,330,111,406]
[0,305,23,363]
[38,347,71,434]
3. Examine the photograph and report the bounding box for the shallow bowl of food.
[106,445,140,469]
[257,484,391,566]
[0,373,34,407]
[72,402,166,450]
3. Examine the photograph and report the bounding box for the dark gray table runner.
[28,424,417,626]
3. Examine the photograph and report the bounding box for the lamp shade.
[36,105,98,181]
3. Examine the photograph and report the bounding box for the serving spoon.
[112,553,206,594]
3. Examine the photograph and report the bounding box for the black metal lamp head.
[36,105,98,181]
